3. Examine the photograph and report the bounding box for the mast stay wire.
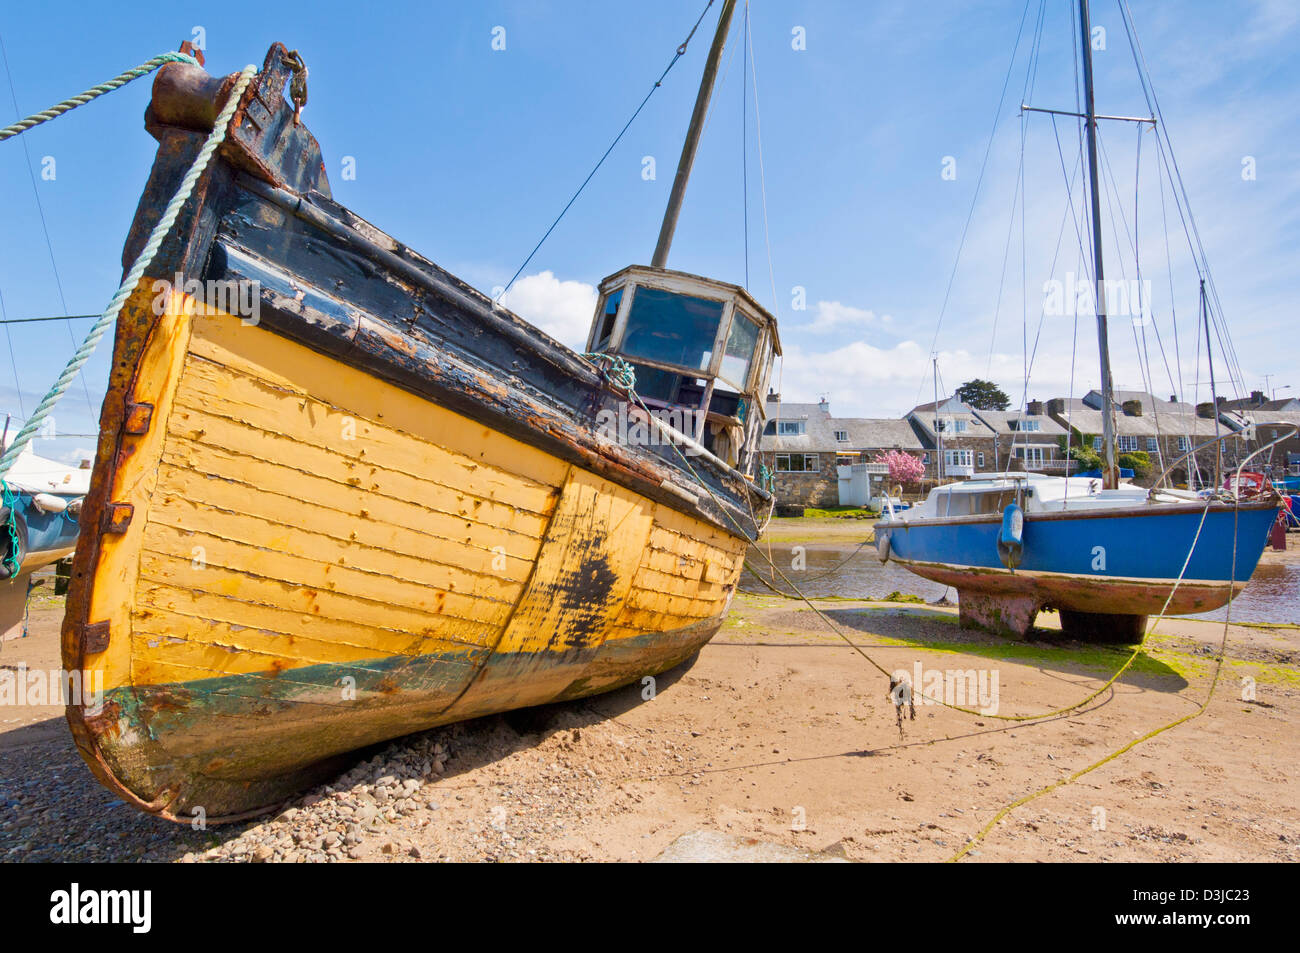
[0,33,97,421]
[496,0,719,303]
[914,0,1036,412]
[1118,0,1247,401]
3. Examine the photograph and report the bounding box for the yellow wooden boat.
[64,18,779,821]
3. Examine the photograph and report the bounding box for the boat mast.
[652,0,738,268]
[934,355,945,482]
[1201,278,1222,486]
[1078,0,1119,489]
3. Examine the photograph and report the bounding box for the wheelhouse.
[586,265,780,473]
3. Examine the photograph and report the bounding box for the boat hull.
[876,500,1279,636]
[64,290,747,821]
[61,46,769,821]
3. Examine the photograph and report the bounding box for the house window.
[944,449,973,468]
[1118,435,1138,453]
[977,452,985,468]
[1015,446,1045,468]
[1011,419,1040,432]
[834,430,848,442]
[836,454,856,466]
[1177,436,1190,452]
[777,420,805,436]
[1092,436,1103,451]
[775,453,819,473]
[1146,437,1159,452]
[953,419,968,434]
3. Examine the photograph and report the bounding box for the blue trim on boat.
[878,503,1277,584]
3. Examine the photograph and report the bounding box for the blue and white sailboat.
[874,0,1284,641]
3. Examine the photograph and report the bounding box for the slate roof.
[761,399,925,452]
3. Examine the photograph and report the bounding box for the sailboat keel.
[956,588,1043,640]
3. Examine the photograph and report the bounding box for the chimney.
[1169,394,1177,403]
[768,388,780,403]
[1027,399,1044,416]
[1047,397,1066,417]
[1250,390,1265,405]
[1196,401,1216,419]
[1121,399,1143,417]
[818,397,830,415]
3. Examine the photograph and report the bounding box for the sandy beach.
[2,518,1296,863]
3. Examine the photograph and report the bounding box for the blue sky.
[1,0,1296,463]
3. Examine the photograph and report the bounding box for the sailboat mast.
[934,356,944,482]
[651,0,737,268]
[1078,0,1119,489]
[1202,278,1222,486]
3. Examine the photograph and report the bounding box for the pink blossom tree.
[877,450,925,485]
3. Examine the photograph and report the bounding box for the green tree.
[955,378,1011,410]
[1118,450,1152,479]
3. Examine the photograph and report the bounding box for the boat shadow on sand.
[744,601,1190,693]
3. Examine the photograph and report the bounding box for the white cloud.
[499,271,596,351]
[53,445,95,467]
[803,300,892,333]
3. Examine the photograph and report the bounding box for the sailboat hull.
[877,500,1278,632]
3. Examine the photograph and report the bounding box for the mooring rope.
[0,51,198,142]
[0,63,256,478]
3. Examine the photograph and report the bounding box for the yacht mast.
[652,0,737,268]
[1078,0,1119,489]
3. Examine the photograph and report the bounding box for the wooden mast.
[1078,0,1120,489]
[651,0,737,268]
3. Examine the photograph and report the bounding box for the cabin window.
[620,286,724,372]
[775,453,818,472]
[777,420,805,436]
[719,311,760,390]
[593,289,622,349]
[629,363,682,405]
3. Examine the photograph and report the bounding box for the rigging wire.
[496,0,718,302]
[915,0,1036,411]
[745,2,780,320]
[0,288,27,419]
[1118,0,1247,401]
[741,2,749,290]
[0,33,98,418]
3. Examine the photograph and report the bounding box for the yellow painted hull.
[63,287,746,821]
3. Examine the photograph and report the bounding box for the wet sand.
[1,522,1296,862]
